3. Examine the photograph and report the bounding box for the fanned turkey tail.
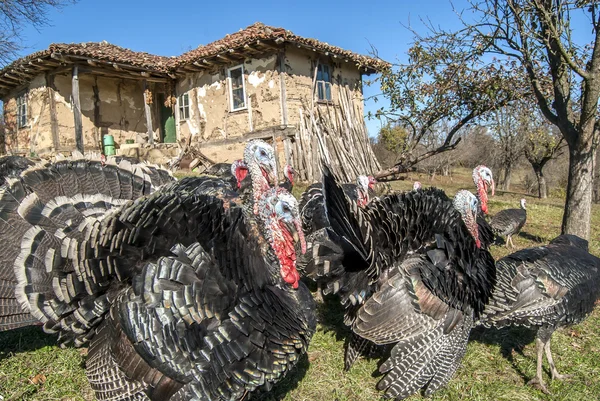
[0,157,174,340]
[376,314,473,400]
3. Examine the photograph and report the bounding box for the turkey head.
[356,175,371,208]
[231,159,248,189]
[453,190,481,248]
[258,188,306,289]
[472,165,494,214]
[284,165,295,187]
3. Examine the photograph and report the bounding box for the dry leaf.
[29,374,46,385]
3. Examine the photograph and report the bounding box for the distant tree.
[370,25,526,181]
[0,0,77,65]
[488,106,525,191]
[408,0,600,239]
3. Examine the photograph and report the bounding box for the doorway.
[157,93,176,143]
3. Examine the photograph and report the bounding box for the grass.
[1,168,599,400]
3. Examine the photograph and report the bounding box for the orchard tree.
[489,106,525,190]
[371,40,526,180]
[524,128,565,199]
[410,0,600,239]
[0,0,77,65]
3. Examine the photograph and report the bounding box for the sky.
[14,0,472,137]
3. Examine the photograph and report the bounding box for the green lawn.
[1,168,599,401]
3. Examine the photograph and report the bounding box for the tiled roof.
[2,41,173,73]
[0,22,389,95]
[176,23,390,72]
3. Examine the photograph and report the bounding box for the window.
[228,65,246,111]
[16,92,27,128]
[316,64,332,102]
[178,93,190,120]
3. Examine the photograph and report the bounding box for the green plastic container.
[103,135,115,146]
[104,145,116,156]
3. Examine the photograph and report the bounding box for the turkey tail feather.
[0,157,175,344]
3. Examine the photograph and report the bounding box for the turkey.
[413,181,421,190]
[478,234,600,394]
[472,165,495,215]
[0,141,314,400]
[0,155,35,184]
[304,166,496,399]
[490,198,527,248]
[279,164,295,192]
[469,165,496,249]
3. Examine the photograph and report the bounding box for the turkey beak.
[285,219,307,254]
[261,163,277,186]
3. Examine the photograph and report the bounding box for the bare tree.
[370,38,526,181]
[0,0,77,65]
[488,106,525,190]
[413,0,600,239]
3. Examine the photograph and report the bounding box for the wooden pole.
[278,51,288,126]
[72,65,84,153]
[46,74,60,152]
[143,80,154,145]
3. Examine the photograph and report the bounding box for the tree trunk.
[533,166,547,199]
[561,137,595,240]
[502,166,512,191]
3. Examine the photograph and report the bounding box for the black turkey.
[279,164,295,192]
[490,198,527,248]
[478,234,600,394]
[305,166,496,400]
[0,146,314,400]
[0,155,35,184]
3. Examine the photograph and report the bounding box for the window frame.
[227,64,247,112]
[16,92,28,129]
[316,64,332,102]
[178,93,190,120]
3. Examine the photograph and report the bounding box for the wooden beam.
[112,63,121,71]
[278,52,288,126]
[143,80,154,145]
[46,74,60,151]
[78,66,169,82]
[28,59,60,69]
[168,73,177,79]
[51,52,67,63]
[192,62,208,70]
[140,71,150,77]
[196,126,296,148]
[255,40,280,52]
[216,53,236,62]
[87,59,98,67]
[1,74,22,83]
[72,65,84,153]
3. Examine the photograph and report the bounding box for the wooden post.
[46,74,60,152]
[278,51,288,126]
[143,80,154,145]
[92,77,101,151]
[72,65,84,153]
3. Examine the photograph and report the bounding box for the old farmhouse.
[0,23,387,181]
